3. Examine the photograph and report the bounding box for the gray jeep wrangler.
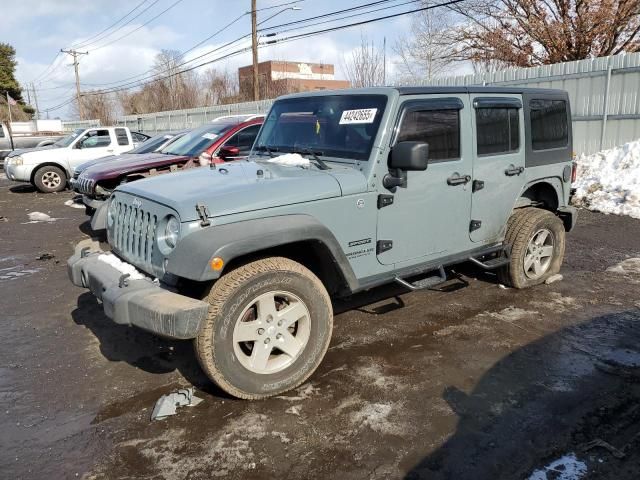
[68,86,577,399]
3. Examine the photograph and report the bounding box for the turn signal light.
[210,257,224,271]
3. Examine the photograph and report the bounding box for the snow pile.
[267,153,310,168]
[572,139,640,219]
[97,253,145,280]
[527,453,587,480]
[27,212,57,222]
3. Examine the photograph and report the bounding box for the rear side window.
[476,108,520,155]
[530,99,569,150]
[396,109,460,161]
[115,128,130,146]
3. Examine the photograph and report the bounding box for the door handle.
[107,149,114,153]
[505,164,524,176]
[447,172,471,186]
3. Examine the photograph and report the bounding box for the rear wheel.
[195,257,333,399]
[33,165,66,193]
[498,208,565,288]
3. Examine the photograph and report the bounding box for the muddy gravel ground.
[1,174,640,480]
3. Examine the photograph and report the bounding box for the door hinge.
[195,203,211,227]
[470,220,482,232]
[377,240,393,254]
[377,194,394,209]
[472,180,484,192]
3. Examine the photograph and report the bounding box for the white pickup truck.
[4,126,149,193]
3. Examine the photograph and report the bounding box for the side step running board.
[395,265,447,291]
[468,245,511,270]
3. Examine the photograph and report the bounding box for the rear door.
[469,95,526,243]
[114,128,134,153]
[376,95,474,266]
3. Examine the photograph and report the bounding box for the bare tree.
[448,0,640,67]
[73,91,117,125]
[342,35,386,88]
[201,68,239,105]
[394,4,457,82]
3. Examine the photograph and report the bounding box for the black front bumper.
[68,239,209,339]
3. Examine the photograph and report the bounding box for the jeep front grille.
[111,198,158,269]
[76,176,96,195]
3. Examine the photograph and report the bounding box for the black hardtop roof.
[395,86,566,96]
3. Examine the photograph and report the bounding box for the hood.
[82,152,189,180]
[8,145,59,157]
[75,154,121,175]
[117,160,367,222]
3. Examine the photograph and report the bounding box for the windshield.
[253,95,387,161]
[130,133,178,154]
[161,123,234,157]
[54,128,84,147]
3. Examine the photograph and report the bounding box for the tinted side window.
[476,108,520,155]
[80,129,111,148]
[530,99,568,150]
[397,109,460,161]
[115,128,130,146]
[225,124,261,155]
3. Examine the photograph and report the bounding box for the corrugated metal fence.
[62,52,640,155]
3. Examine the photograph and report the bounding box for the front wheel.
[195,257,333,399]
[498,208,566,289]
[33,165,66,193]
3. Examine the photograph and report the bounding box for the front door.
[376,95,474,266]
[469,95,526,243]
[68,129,115,170]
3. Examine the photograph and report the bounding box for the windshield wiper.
[293,148,330,170]
[255,145,278,158]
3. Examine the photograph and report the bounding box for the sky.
[1,0,469,119]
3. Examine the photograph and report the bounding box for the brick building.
[238,61,350,99]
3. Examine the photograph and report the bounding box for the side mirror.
[384,141,429,190]
[219,145,240,160]
[389,141,429,170]
[75,141,84,149]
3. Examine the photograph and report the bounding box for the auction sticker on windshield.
[339,108,377,124]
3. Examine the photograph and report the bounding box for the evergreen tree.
[0,43,24,103]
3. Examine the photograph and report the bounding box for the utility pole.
[61,49,88,119]
[31,83,40,122]
[251,0,259,101]
[383,36,386,85]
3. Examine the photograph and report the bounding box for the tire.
[498,208,566,289]
[33,165,66,193]
[195,257,333,399]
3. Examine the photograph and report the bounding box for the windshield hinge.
[195,203,211,227]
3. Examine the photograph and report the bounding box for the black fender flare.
[165,214,359,291]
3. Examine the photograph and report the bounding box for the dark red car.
[76,115,263,214]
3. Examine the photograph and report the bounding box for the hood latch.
[195,203,211,227]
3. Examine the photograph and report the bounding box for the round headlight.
[164,216,180,248]
[107,199,117,227]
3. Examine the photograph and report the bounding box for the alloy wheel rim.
[42,171,61,189]
[524,228,555,279]
[232,290,311,375]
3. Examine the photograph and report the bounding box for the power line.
[70,0,151,49]
[88,0,184,52]
[44,0,464,112]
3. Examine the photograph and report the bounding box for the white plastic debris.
[64,199,85,209]
[572,138,640,219]
[267,153,310,168]
[27,212,56,222]
[151,387,203,421]
[97,253,145,280]
[544,273,564,285]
